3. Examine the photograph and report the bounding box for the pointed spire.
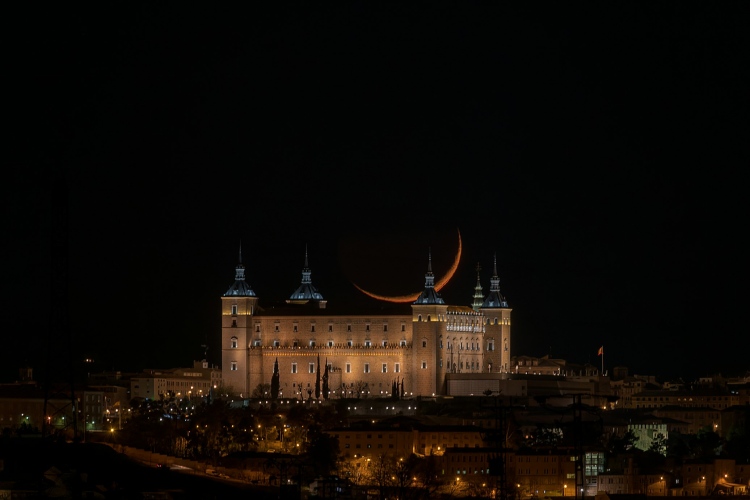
[224,243,256,297]
[414,247,445,304]
[480,252,509,309]
[471,262,484,311]
[288,246,325,303]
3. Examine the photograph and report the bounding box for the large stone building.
[221,249,512,398]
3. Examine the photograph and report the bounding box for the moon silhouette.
[352,228,462,303]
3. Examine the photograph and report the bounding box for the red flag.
[597,346,603,356]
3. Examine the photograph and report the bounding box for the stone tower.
[221,246,258,397]
[480,254,512,373]
[411,249,449,396]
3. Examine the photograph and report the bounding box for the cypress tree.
[315,354,321,399]
[271,358,280,399]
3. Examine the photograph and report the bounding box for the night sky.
[5,3,749,384]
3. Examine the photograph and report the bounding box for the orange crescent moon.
[352,228,462,303]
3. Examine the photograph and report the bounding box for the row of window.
[229,361,429,372]
[231,338,412,348]
[247,323,408,333]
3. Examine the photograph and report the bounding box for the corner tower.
[480,254,512,373]
[411,249,449,395]
[221,246,258,397]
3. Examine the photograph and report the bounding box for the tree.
[271,358,280,400]
[322,358,329,400]
[252,383,271,399]
[315,354,321,399]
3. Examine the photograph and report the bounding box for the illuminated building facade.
[221,249,512,398]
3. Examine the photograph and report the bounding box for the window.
[293,341,298,348]
[255,324,260,332]
[364,363,370,373]
[401,323,405,332]
[311,324,316,333]
[347,324,352,332]
[400,340,407,347]
[230,337,238,349]
[328,324,333,332]
[381,340,388,347]
[421,361,427,369]
[230,361,238,371]
[382,363,387,373]
[347,340,353,347]
[366,324,370,332]
[309,363,315,374]
[293,324,298,333]
[274,324,280,332]
[422,340,427,348]
[327,341,334,347]
[231,305,237,316]
[273,340,280,347]
[383,324,388,332]
[364,341,372,348]
[395,363,400,373]
[488,341,494,351]
[292,363,297,374]
[310,341,316,347]
[346,363,351,373]
[253,340,261,347]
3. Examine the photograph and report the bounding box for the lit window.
[421,361,427,369]
[347,340,353,347]
[328,341,334,347]
[230,361,238,371]
[382,341,388,347]
[230,337,238,349]
[253,340,261,347]
[364,363,370,373]
[400,340,406,347]
[364,341,372,348]
[382,364,387,373]
[231,305,238,316]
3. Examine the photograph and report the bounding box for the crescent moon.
[352,228,462,303]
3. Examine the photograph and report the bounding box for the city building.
[221,249,512,398]
[130,360,221,401]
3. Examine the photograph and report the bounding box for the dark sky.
[5,3,749,384]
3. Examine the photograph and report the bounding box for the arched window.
[230,337,238,349]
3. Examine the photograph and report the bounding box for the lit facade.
[221,250,512,398]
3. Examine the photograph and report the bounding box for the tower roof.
[471,262,484,311]
[480,253,508,309]
[224,244,256,297]
[287,246,325,303]
[414,248,445,305]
